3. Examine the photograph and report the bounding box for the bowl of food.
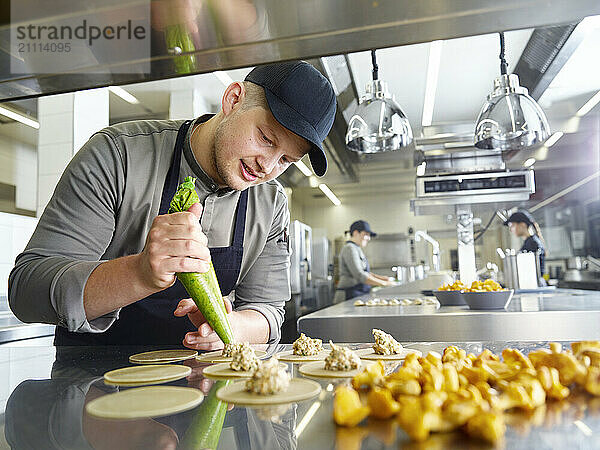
[462,280,513,310]
[433,281,467,306]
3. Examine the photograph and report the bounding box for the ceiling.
[108,68,254,122]
[1,17,599,212]
[347,29,533,136]
[3,0,598,101]
[298,21,600,207]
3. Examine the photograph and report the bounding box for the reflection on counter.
[3,345,298,450]
[3,342,600,449]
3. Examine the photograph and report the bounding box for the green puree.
[169,176,234,344]
[179,379,231,450]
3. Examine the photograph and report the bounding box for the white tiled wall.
[37,89,109,213]
[0,134,37,212]
[0,212,38,297]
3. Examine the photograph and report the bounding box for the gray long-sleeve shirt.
[337,241,369,289]
[8,116,291,343]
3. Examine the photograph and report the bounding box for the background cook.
[334,220,395,302]
[505,209,547,285]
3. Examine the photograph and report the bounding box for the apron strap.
[158,120,193,215]
[232,189,249,248]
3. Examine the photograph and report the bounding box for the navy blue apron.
[342,241,372,300]
[55,120,248,345]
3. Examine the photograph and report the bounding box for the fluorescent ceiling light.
[214,71,234,87]
[544,131,564,148]
[565,116,581,133]
[319,183,341,206]
[421,40,443,127]
[0,105,39,129]
[523,158,536,167]
[575,90,600,117]
[535,146,549,160]
[424,132,456,139]
[294,160,312,177]
[295,401,321,437]
[573,420,593,437]
[108,86,140,104]
[444,141,474,148]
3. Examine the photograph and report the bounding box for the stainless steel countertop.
[298,289,600,342]
[0,311,55,344]
[2,341,600,449]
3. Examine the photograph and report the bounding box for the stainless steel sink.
[559,270,600,290]
[563,270,600,282]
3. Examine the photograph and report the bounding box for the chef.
[8,61,337,350]
[505,209,547,282]
[334,220,395,302]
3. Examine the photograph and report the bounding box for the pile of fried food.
[334,341,600,444]
[439,279,505,292]
[465,279,506,292]
[438,281,467,291]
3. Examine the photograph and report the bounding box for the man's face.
[212,105,311,190]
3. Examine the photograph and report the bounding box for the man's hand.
[137,203,210,291]
[174,297,234,351]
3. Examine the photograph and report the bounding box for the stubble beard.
[213,121,245,191]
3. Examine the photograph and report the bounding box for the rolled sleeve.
[235,302,285,344]
[51,260,120,332]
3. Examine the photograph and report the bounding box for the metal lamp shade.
[474,74,550,150]
[346,80,413,153]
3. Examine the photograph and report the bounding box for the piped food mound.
[293,333,324,356]
[222,343,246,358]
[245,358,290,395]
[229,343,260,372]
[325,342,360,371]
[372,329,404,355]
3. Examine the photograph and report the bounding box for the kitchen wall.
[0,134,37,213]
[0,212,38,298]
[0,127,38,300]
[290,190,459,271]
[293,194,453,239]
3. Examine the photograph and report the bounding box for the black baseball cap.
[349,220,377,237]
[504,210,535,226]
[245,61,337,177]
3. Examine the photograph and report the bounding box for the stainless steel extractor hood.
[1,0,600,102]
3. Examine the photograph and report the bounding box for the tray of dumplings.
[353,295,439,309]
